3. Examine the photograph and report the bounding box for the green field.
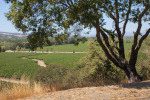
[0,52,85,79]
[36,42,88,52]
[28,53,85,67]
[0,53,38,79]
[0,42,88,80]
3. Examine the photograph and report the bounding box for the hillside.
[22,80,150,100]
[0,32,27,38]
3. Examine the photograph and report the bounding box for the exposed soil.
[0,77,29,84]
[6,50,87,54]
[21,57,47,67]
[32,59,47,67]
[21,80,150,100]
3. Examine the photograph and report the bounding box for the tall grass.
[0,81,58,100]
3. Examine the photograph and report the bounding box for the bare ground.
[21,80,150,100]
[0,77,29,84]
[32,59,47,67]
[22,57,47,67]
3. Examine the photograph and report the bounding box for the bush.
[140,66,150,80]
[73,40,125,86]
[0,46,6,52]
[35,64,68,88]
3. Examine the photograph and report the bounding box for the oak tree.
[6,0,150,82]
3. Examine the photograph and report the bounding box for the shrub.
[140,66,150,80]
[73,40,125,86]
[35,64,68,89]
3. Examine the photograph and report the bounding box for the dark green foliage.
[88,60,125,85]
[55,33,69,45]
[78,40,125,85]
[27,31,50,50]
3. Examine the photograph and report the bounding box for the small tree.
[6,0,150,82]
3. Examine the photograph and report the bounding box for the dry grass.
[0,84,34,100]
[0,80,58,100]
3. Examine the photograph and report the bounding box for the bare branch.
[122,0,132,36]
[136,28,150,50]
[129,4,150,68]
[114,0,119,22]
[95,21,123,69]
[99,27,120,60]
[102,4,116,20]
[132,4,149,51]
[113,0,125,59]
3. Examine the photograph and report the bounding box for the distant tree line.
[0,34,88,52]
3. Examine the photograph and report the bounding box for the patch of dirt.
[32,59,47,67]
[22,81,150,100]
[0,77,29,84]
[21,57,47,67]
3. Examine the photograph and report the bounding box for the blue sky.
[0,1,22,33]
[0,0,149,36]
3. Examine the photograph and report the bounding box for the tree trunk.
[123,65,142,83]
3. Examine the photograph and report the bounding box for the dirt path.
[32,59,47,67]
[6,51,87,54]
[0,77,29,84]
[22,81,150,100]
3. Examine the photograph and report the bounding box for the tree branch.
[132,4,149,51]
[102,4,116,20]
[114,0,125,59]
[99,27,120,60]
[136,28,150,50]
[122,0,132,36]
[129,4,149,67]
[114,0,119,22]
[95,21,123,69]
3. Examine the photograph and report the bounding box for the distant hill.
[0,31,27,39]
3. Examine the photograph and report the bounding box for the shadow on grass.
[121,81,150,89]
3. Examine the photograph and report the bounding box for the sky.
[0,0,149,36]
[0,0,22,33]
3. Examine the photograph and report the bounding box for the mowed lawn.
[0,52,85,79]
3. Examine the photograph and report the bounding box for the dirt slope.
[21,81,150,100]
